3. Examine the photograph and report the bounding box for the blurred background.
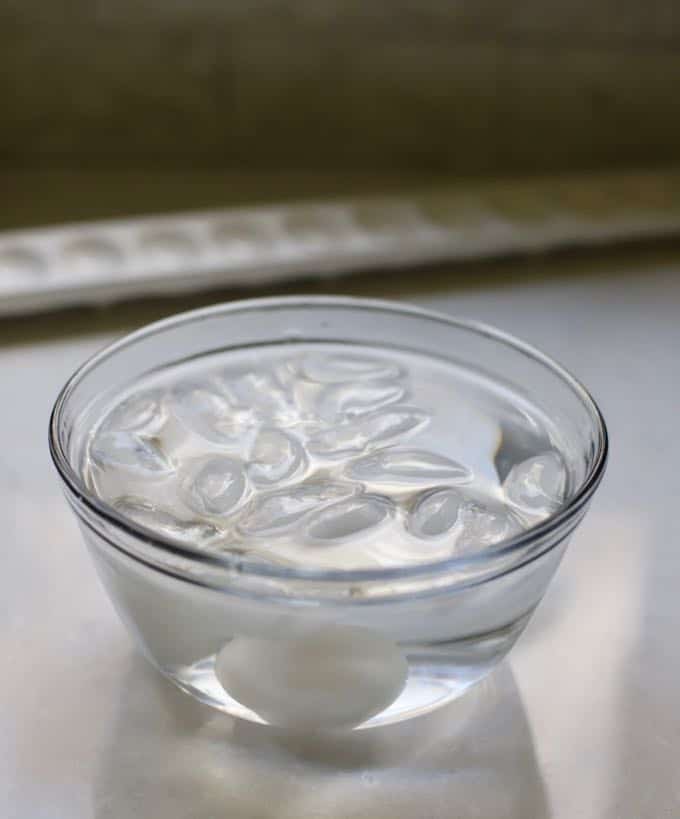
[2,0,680,231]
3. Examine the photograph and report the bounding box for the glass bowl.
[49,296,607,730]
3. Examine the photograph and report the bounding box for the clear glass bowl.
[50,296,607,730]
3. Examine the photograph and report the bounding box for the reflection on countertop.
[94,658,549,819]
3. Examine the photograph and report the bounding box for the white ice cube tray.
[2,182,679,316]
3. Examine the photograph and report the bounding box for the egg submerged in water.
[215,624,409,731]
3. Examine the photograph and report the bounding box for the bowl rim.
[49,294,608,585]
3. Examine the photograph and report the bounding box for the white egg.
[215,624,408,731]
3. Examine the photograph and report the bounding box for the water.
[81,343,571,728]
[83,343,567,569]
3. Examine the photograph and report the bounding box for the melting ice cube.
[248,428,306,487]
[238,481,357,536]
[304,495,394,542]
[503,451,567,519]
[178,455,247,517]
[307,406,429,459]
[347,448,471,488]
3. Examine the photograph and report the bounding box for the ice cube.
[114,496,223,546]
[305,495,393,542]
[238,481,357,536]
[455,500,523,554]
[316,380,406,423]
[408,487,463,538]
[299,353,403,384]
[347,448,471,487]
[247,428,306,487]
[307,406,429,459]
[289,378,324,420]
[168,379,255,445]
[502,451,567,520]
[102,389,166,435]
[90,430,173,477]
[178,455,246,517]
[220,370,297,425]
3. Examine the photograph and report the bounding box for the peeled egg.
[215,624,408,731]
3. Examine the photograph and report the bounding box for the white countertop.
[2,248,679,818]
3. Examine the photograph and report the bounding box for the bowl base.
[159,614,528,730]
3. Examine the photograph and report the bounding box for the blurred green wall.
[1,0,680,175]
